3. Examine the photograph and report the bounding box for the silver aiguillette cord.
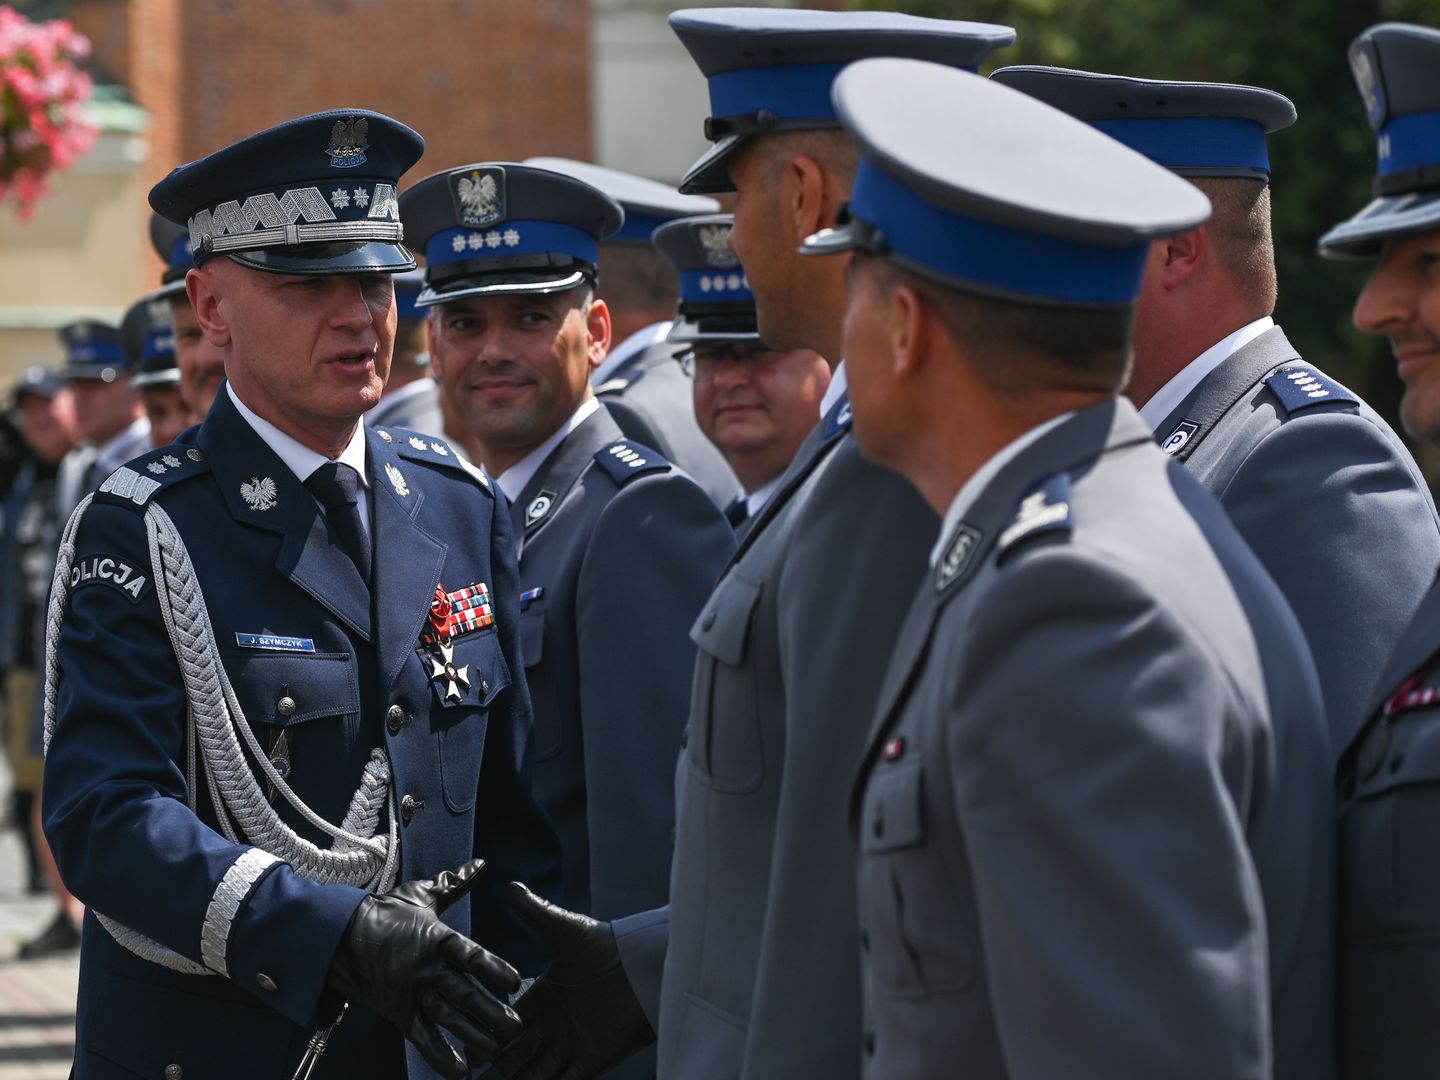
[292,1002,349,1080]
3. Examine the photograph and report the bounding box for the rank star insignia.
[428,641,471,704]
[162,454,181,468]
[409,436,427,450]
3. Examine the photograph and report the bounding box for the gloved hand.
[328,858,522,1079]
[487,882,655,1080]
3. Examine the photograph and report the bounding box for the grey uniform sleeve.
[949,548,1270,1080]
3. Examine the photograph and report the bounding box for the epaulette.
[996,473,1072,563]
[593,439,671,486]
[379,428,493,496]
[1264,365,1360,415]
[93,444,210,509]
[594,374,633,396]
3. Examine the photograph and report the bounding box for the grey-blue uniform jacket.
[614,392,940,1080]
[853,399,1322,1080]
[1156,325,1440,757]
[43,389,561,1079]
[510,405,734,921]
[595,333,741,509]
[1339,570,1440,1079]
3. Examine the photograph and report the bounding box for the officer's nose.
[1353,247,1415,337]
[331,278,378,332]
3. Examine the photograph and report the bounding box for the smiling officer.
[43,109,560,1079]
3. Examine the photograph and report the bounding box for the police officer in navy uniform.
[992,66,1440,769]
[365,269,446,439]
[525,156,740,508]
[399,164,733,933]
[121,290,196,447]
[652,213,831,532]
[486,13,1017,1080]
[820,58,1309,1078]
[54,319,150,518]
[44,109,561,1080]
[1322,23,1440,1079]
[151,212,229,422]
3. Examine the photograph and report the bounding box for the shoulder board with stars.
[996,473,1073,563]
[593,439,671,486]
[93,444,210,510]
[379,429,493,496]
[1263,365,1359,416]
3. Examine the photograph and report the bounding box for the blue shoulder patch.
[997,473,1072,561]
[594,439,671,485]
[382,429,493,496]
[1264,365,1359,415]
[824,394,853,439]
[93,444,209,510]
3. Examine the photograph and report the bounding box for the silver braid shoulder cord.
[43,497,400,976]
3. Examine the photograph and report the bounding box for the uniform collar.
[819,359,848,418]
[495,395,602,501]
[929,410,1076,568]
[226,382,370,487]
[594,321,673,383]
[1137,315,1274,431]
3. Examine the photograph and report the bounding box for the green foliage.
[847,0,1440,440]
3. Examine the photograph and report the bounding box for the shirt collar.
[745,474,783,518]
[1137,316,1275,431]
[226,382,369,487]
[819,360,848,418]
[929,411,1076,569]
[594,321,674,383]
[495,395,602,501]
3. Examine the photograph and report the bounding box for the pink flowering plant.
[0,5,96,220]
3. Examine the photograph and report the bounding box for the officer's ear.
[584,297,611,370]
[888,281,930,382]
[1154,226,1207,293]
[186,266,232,349]
[780,153,834,246]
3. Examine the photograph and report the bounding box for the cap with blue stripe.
[653,213,759,343]
[1321,23,1440,257]
[524,157,718,245]
[800,60,1211,307]
[58,320,126,382]
[989,67,1295,181]
[148,213,194,296]
[400,163,622,304]
[121,293,180,389]
[149,108,425,276]
[669,8,1015,195]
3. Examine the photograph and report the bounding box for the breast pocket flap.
[223,651,358,726]
[689,573,761,667]
[860,761,926,854]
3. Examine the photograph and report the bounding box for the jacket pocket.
[687,571,764,791]
[425,630,512,813]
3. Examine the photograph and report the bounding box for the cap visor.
[416,270,590,307]
[222,240,417,275]
[132,369,182,390]
[1320,192,1440,258]
[58,364,121,382]
[679,136,744,196]
[799,223,862,257]
[157,277,188,299]
[666,316,762,345]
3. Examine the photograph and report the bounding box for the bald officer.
[1323,23,1440,1079]
[44,110,560,1079]
[820,58,1312,1078]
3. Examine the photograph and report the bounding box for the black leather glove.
[328,858,522,1079]
[486,882,655,1080]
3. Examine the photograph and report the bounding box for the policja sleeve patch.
[1264,365,1359,415]
[69,554,152,603]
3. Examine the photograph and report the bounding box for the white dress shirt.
[1137,316,1275,431]
[819,360,848,419]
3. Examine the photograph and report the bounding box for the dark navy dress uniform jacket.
[43,389,561,1079]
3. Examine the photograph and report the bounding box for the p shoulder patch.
[1265,365,1358,415]
[594,440,670,486]
[935,524,983,593]
[95,445,208,509]
[69,553,151,604]
[998,473,1073,561]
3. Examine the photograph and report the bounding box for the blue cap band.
[67,342,126,365]
[613,211,669,244]
[1377,111,1440,176]
[708,62,849,121]
[168,234,193,272]
[850,160,1150,305]
[142,331,175,361]
[679,268,754,303]
[425,220,599,269]
[1092,117,1271,176]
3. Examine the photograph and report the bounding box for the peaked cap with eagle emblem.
[399,162,623,304]
[148,108,425,276]
[652,212,761,344]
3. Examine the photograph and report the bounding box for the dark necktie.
[305,461,372,583]
[724,496,749,529]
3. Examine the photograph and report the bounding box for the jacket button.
[256,973,277,992]
[386,705,407,734]
[276,696,296,717]
[165,1066,183,1080]
[702,610,717,630]
[186,447,204,462]
[401,794,418,823]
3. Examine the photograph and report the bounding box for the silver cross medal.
[428,640,471,704]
